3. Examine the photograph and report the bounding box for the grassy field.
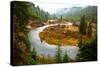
[39,25,95,46]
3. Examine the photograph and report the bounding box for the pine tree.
[62,52,69,63]
[77,36,97,61]
[79,15,87,35]
[61,16,63,21]
[29,48,37,64]
[87,22,92,36]
[55,44,62,63]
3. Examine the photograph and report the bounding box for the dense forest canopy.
[12,1,50,24]
[12,1,51,65]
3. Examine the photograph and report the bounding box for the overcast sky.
[33,2,87,14]
[18,0,98,14]
[32,0,88,14]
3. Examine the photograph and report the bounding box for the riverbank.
[28,23,79,60]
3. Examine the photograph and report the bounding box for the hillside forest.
[11,1,97,66]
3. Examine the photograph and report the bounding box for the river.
[28,23,79,60]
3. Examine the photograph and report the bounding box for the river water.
[28,23,79,60]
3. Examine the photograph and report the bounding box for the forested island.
[11,1,97,66]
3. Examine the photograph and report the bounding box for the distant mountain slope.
[54,6,97,22]
[55,8,70,16]
[55,7,82,17]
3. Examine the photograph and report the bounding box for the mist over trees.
[55,6,97,22]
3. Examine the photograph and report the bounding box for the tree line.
[62,6,97,23]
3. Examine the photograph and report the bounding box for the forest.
[55,6,97,23]
[11,1,97,66]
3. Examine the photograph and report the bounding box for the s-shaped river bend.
[28,23,79,60]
